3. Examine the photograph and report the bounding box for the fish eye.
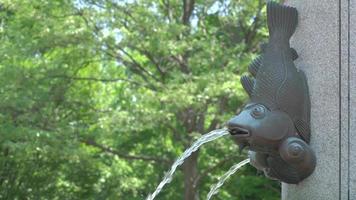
[250,105,266,119]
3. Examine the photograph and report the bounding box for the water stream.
[146,128,229,200]
[206,158,250,200]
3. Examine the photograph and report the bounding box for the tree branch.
[129,46,167,81]
[100,47,158,90]
[77,10,159,90]
[49,75,144,86]
[170,55,190,74]
[116,46,161,82]
[82,139,172,164]
[162,0,173,23]
[244,1,264,51]
[182,0,195,25]
[206,96,228,132]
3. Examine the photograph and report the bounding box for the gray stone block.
[282,0,356,199]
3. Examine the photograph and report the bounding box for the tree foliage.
[0,0,279,199]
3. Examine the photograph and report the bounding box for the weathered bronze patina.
[227,2,316,184]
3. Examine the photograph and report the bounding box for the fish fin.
[294,70,311,143]
[248,56,262,77]
[267,156,300,184]
[240,75,255,96]
[267,1,298,40]
[249,151,268,171]
[290,48,299,60]
[294,119,310,143]
[300,71,310,124]
[238,144,247,154]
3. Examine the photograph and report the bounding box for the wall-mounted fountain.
[148,0,356,199]
[227,2,316,184]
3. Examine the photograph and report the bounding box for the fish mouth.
[227,113,252,138]
[228,126,251,137]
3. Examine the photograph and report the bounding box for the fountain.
[206,158,250,200]
[146,129,229,200]
[227,1,316,184]
[148,1,319,199]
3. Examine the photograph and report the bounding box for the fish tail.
[267,1,298,40]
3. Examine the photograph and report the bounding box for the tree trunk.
[182,0,195,25]
[183,151,199,200]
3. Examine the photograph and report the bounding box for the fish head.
[227,103,295,153]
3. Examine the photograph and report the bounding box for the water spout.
[206,158,250,200]
[146,128,229,200]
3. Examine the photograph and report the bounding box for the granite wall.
[282,0,356,199]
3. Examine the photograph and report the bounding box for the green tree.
[0,0,279,199]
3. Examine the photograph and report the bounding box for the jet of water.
[206,158,250,200]
[146,128,229,200]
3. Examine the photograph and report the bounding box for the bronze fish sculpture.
[227,2,316,184]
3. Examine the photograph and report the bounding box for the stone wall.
[282,0,356,199]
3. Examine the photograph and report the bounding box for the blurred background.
[0,0,280,199]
